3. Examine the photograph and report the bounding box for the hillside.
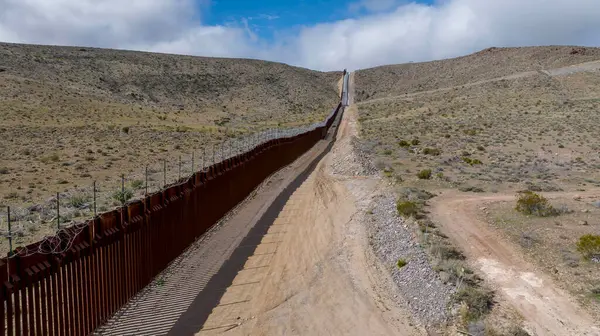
[0,43,341,251]
[355,46,600,102]
[353,46,600,332]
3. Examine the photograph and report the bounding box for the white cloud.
[291,0,600,70]
[1,0,600,71]
[0,0,251,57]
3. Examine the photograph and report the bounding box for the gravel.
[366,193,455,326]
[330,136,377,176]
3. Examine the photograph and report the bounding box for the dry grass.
[0,43,340,204]
[0,42,341,254]
[357,72,600,194]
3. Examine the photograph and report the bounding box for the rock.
[579,220,589,226]
[573,195,582,201]
[480,207,487,211]
[581,209,590,213]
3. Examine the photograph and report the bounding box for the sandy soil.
[429,190,600,336]
[196,74,424,336]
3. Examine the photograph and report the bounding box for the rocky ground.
[367,192,455,327]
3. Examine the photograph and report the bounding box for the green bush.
[515,191,557,217]
[423,148,441,156]
[398,140,410,148]
[453,286,494,321]
[576,234,600,260]
[396,259,407,268]
[397,200,419,218]
[112,188,134,205]
[417,169,432,179]
[462,157,482,165]
[130,179,145,190]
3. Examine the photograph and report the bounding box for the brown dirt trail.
[429,191,600,336]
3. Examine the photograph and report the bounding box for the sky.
[0,0,599,71]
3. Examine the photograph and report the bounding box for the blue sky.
[203,0,435,40]
[0,0,599,71]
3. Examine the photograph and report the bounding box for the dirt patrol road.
[195,73,424,336]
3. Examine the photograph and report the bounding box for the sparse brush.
[112,188,134,205]
[515,191,558,216]
[422,148,441,156]
[453,286,494,321]
[462,157,482,165]
[396,259,407,268]
[396,200,419,218]
[40,153,60,164]
[398,140,410,148]
[69,193,91,209]
[576,234,600,260]
[130,179,144,190]
[417,169,432,179]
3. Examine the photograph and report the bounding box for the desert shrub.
[398,140,410,148]
[476,145,485,151]
[396,259,407,268]
[462,157,482,165]
[397,200,419,218]
[430,243,466,261]
[112,188,134,205]
[506,326,531,336]
[463,129,478,136]
[423,148,441,156]
[69,193,91,209]
[417,169,432,179]
[576,234,600,260]
[122,126,130,134]
[411,139,420,145]
[383,149,392,155]
[130,179,144,190]
[515,191,557,216]
[453,286,494,321]
[0,167,9,174]
[40,153,60,164]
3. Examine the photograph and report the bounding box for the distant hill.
[355,46,600,102]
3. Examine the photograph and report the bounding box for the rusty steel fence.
[0,100,343,336]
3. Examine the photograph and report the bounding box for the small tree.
[577,234,600,260]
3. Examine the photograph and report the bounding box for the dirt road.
[196,74,424,335]
[429,191,600,336]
